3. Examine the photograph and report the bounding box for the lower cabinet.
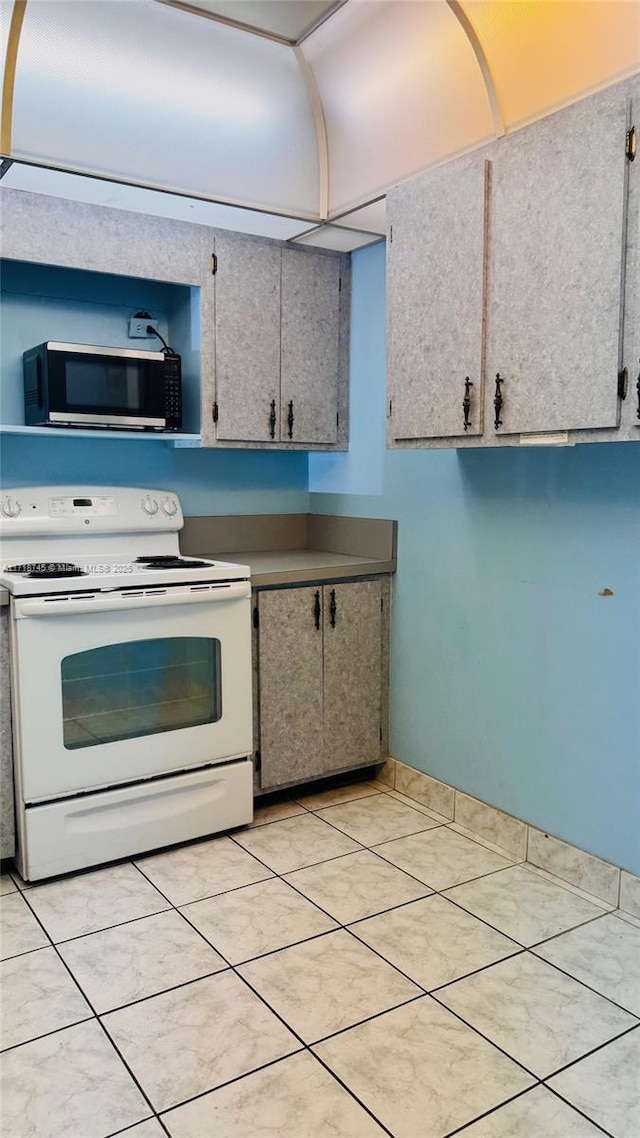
[255,579,388,791]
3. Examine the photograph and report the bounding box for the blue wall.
[310,242,640,876]
[0,260,309,516]
[0,434,308,517]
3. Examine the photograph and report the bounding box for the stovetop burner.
[6,562,87,579]
[135,555,212,569]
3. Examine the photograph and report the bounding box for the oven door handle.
[14,581,251,618]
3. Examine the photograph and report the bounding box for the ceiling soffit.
[155,0,346,45]
[1,0,639,244]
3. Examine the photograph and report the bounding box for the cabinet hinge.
[212,401,219,424]
[252,604,259,629]
[379,724,383,743]
[336,411,339,428]
[618,368,628,400]
[338,276,342,292]
[210,253,218,274]
[389,225,393,243]
[626,125,636,162]
[254,750,262,774]
[388,399,393,418]
[380,595,384,612]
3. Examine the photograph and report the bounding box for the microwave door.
[45,345,165,429]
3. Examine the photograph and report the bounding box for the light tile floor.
[1,779,639,1138]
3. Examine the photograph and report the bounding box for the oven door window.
[61,638,221,749]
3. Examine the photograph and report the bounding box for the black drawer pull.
[268,399,276,439]
[494,373,504,430]
[313,590,321,630]
[463,376,473,432]
[287,400,294,439]
[329,589,337,628]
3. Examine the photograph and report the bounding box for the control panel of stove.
[0,487,184,537]
[50,496,119,518]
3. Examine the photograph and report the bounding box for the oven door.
[10,582,252,802]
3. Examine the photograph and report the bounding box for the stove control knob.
[141,495,159,516]
[161,496,178,517]
[0,495,21,518]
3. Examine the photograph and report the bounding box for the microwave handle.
[15,581,251,618]
[36,353,43,409]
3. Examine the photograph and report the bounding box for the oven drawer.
[17,760,253,880]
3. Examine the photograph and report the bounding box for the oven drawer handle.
[15,582,251,618]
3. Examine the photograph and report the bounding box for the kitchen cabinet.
[211,234,347,448]
[255,579,387,791]
[0,190,350,452]
[387,75,638,447]
[0,607,15,859]
[387,159,488,440]
[485,93,627,436]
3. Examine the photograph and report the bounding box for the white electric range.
[0,487,254,880]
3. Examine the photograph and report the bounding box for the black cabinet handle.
[287,400,294,439]
[268,399,276,439]
[329,589,337,628]
[494,373,504,430]
[462,376,473,432]
[313,590,321,630]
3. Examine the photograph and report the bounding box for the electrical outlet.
[128,315,159,338]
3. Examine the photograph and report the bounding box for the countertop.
[0,514,397,605]
[215,549,395,588]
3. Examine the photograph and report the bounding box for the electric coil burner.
[0,486,254,881]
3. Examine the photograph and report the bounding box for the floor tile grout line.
[104,1113,165,1138]
[227,824,369,875]
[11,881,163,1128]
[306,991,427,1050]
[40,903,175,948]
[280,861,434,927]
[0,1011,96,1056]
[540,1020,640,1083]
[543,1082,619,1138]
[523,863,619,911]
[440,1084,544,1138]
[526,907,619,950]
[308,1050,396,1138]
[95,1013,170,1130]
[528,946,640,1019]
[436,886,609,953]
[429,985,639,1088]
[428,942,640,1022]
[370,850,517,892]
[155,1042,396,1138]
[6,792,636,1133]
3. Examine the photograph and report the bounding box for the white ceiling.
[158,0,345,43]
[1,0,639,248]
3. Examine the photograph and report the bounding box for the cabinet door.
[486,96,628,434]
[387,159,488,440]
[258,587,324,790]
[281,248,340,445]
[214,233,281,442]
[323,581,382,770]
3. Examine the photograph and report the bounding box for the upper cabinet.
[387,159,488,440]
[387,75,639,448]
[213,233,281,444]
[486,95,627,436]
[211,234,348,449]
[0,190,350,452]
